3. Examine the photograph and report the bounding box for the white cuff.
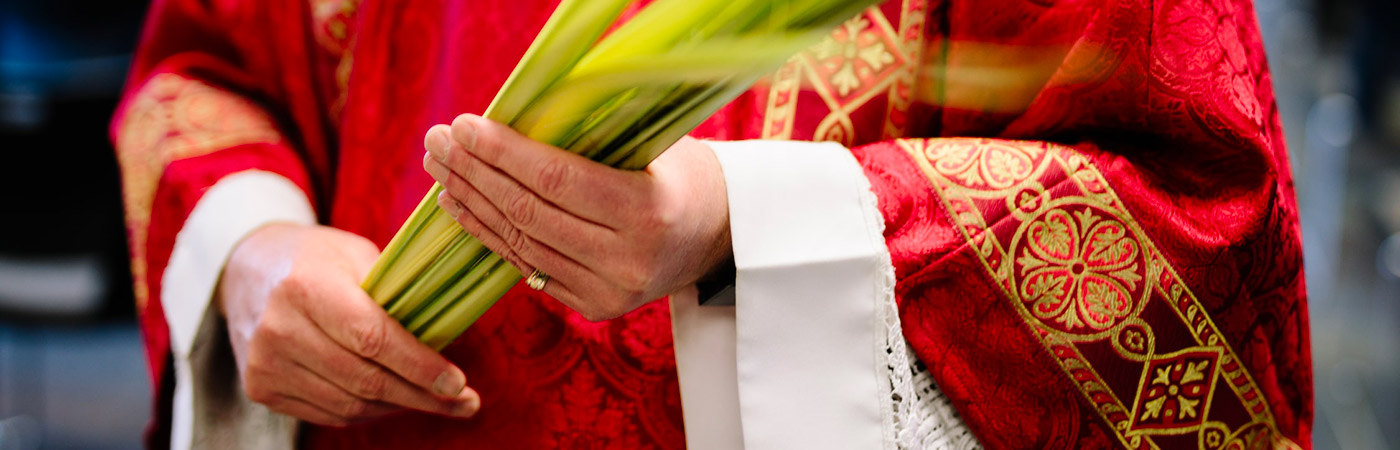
[672,140,889,449]
[162,170,313,450]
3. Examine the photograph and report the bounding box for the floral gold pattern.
[762,2,924,145]
[929,139,1045,191]
[1130,347,1221,433]
[901,138,1299,449]
[810,15,900,99]
[1016,206,1147,336]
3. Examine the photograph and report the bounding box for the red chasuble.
[114,0,1311,448]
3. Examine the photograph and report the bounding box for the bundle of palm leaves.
[362,0,882,350]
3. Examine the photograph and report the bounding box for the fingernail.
[433,369,466,397]
[425,130,448,163]
[453,394,481,417]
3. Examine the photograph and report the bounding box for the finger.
[285,312,480,417]
[434,117,648,224]
[433,184,603,292]
[435,191,634,318]
[529,274,597,320]
[424,152,616,264]
[270,394,361,427]
[282,364,402,422]
[436,190,533,275]
[435,192,622,321]
[294,279,470,400]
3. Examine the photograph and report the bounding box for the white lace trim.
[859,183,981,450]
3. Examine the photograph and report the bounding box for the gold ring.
[526,269,549,290]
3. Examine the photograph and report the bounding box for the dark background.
[0,0,1396,448]
[1,1,154,449]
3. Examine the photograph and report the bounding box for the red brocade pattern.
[114,0,1309,448]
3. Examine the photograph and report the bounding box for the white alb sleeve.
[162,170,313,450]
[670,140,977,450]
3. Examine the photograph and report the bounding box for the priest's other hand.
[217,224,481,425]
[424,114,732,321]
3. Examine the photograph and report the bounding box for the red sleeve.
[836,0,1310,448]
[110,1,333,446]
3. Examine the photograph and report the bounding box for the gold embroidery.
[883,0,927,140]
[1016,206,1146,335]
[902,138,1299,449]
[1129,347,1222,435]
[761,57,802,140]
[761,5,920,145]
[806,10,906,146]
[310,0,354,54]
[116,73,284,310]
[928,139,1045,191]
[308,0,361,120]
[811,16,895,97]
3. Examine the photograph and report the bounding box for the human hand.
[217,224,480,426]
[422,114,732,321]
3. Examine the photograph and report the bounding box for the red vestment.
[114,0,1311,448]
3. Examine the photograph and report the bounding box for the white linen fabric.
[669,287,745,449]
[671,140,977,449]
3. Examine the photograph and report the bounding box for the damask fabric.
[113,0,1310,449]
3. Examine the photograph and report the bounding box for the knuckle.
[512,235,541,262]
[535,159,571,199]
[241,355,282,404]
[458,155,477,180]
[653,204,682,229]
[505,191,537,228]
[270,276,307,302]
[349,319,387,359]
[354,367,389,400]
[481,235,511,260]
[457,182,482,208]
[244,344,277,377]
[341,398,371,419]
[254,317,293,342]
[631,195,672,230]
[243,376,275,404]
[633,211,664,233]
[442,167,466,193]
[612,265,654,294]
[480,233,514,261]
[504,227,531,255]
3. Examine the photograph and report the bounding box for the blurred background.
[1,1,152,449]
[0,0,1395,448]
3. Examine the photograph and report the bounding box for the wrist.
[694,140,734,299]
[695,251,735,305]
